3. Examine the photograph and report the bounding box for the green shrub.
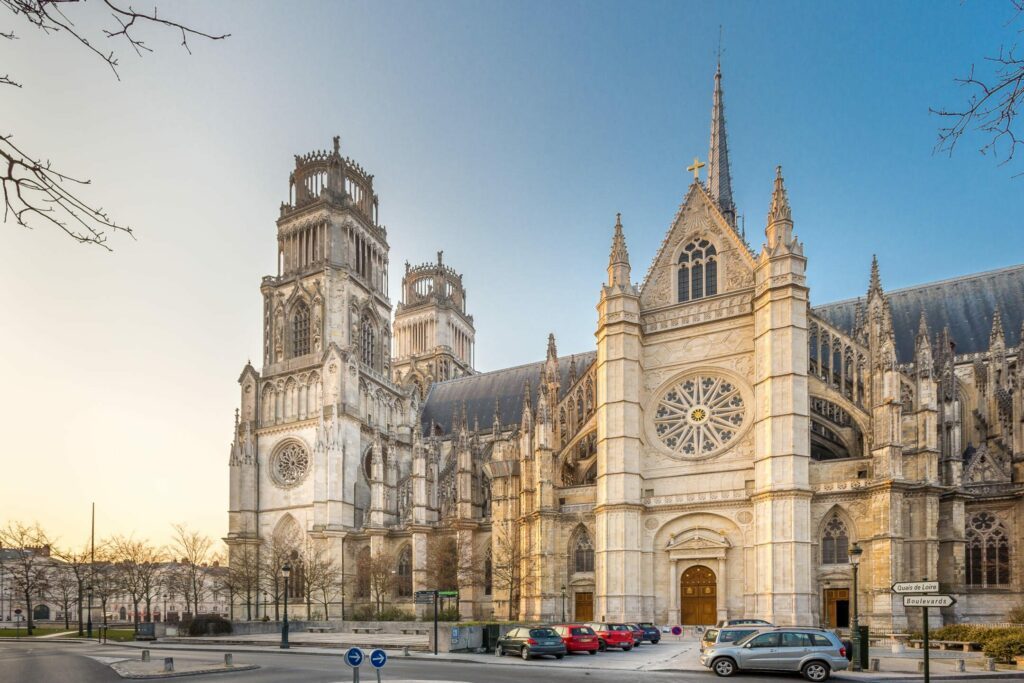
[376,607,416,622]
[351,606,377,621]
[437,608,460,622]
[187,615,232,637]
[984,633,1024,663]
[1008,605,1024,624]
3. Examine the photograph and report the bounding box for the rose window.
[654,374,746,457]
[272,442,310,487]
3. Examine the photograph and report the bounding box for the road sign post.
[369,648,387,683]
[897,588,957,683]
[344,647,364,683]
[434,590,439,656]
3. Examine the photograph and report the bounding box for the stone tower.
[392,251,475,398]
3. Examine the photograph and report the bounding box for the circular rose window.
[653,373,747,458]
[271,442,310,488]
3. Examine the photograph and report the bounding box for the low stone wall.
[228,620,436,636]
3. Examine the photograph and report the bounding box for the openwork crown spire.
[767,165,792,224]
[609,212,629,265]
[868,255,883,298]
[991,307,1006,347]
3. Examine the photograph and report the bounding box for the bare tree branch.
[2,0,228,246]
[932,1,1024,174]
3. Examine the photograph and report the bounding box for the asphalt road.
[2,640,1023,683]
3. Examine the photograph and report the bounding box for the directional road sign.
[369,649,387,669]
[344,647,364,668]
[892,581,940,594]
[903,594,956,608]
[439,590,459,597]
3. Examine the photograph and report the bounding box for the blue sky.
[3,0,1021,543]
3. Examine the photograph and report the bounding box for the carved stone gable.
[639,184,754,312]
[666,526,731,560]
[964,443,1011,486]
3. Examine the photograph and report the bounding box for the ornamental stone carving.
[649,370,751,460]
[270,441,310,488]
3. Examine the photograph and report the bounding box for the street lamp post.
[280,563,291,649]
[162,594,168,623]
[340,585,345,622]
[262,591,267,621]
[87,586,94,639]
[849,543,863,671]
[560,585,566,622]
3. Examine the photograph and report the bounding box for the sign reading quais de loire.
[891,581,940,594]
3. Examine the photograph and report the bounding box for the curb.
[111,663,260,680]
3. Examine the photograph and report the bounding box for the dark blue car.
[635,622,661,644]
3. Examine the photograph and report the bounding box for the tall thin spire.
[707,57,736,226]
[607,212,631,287]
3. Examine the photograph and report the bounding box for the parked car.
[585,622,635,651]
[700,628,849,681]
[552,624,599,655]
[635,622,661,644]
[700,625,772,652]
[716,618,773,628]
[495,627,567,660]
[626,623,644,646]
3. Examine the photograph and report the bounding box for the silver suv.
[699,628,849,681]
[700,625,773,652]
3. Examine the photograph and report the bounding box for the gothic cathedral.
[227,66,1024,630]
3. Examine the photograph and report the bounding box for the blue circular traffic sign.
[344,647,364,668]
[671,625,682,636]
[369,649,387,669]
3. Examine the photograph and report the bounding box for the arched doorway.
[680,564,717,625]
[33,604,50,621]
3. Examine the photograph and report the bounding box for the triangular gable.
[639,182,756,311]
[667,527,731,552]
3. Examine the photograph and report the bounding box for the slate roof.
[420,352,597,436]
[814,264,1024,363]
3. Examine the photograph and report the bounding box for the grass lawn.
[0,627,69,637]
[70,628,142,642]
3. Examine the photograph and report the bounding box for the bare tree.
[47,562,78,629]
[1,0,228,247]
[227,541,261,621]
[169,524,212,618]
[0,521,53,634]
[357,548,396,618]
[490,520,528,621]
[261,526,300,621]
[933,1,1024,173]
[52,544,91,635]
[423,535,458,593]
[90,548,119,626]
[300,540,340,620]
[110,536,163,631]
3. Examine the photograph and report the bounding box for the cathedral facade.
[227,67,1024,631]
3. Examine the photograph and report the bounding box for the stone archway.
[33,604,50,621]
[680,565,717,625]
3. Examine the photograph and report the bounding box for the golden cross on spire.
[687,157,706,181]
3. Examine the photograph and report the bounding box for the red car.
[585,622,634,651]
[552,624,600,655]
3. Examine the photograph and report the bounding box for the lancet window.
[677,239,718,303]
[291,302,310,357]
[360,314,376,368]
[571,531,595,573]
[396,546,413,597]
[967,512,1011,587]
[821,515,850,565]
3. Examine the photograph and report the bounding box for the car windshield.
[530,628,557,638]
[720,629,756,643]
[736,631,764,645]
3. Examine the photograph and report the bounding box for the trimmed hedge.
[188,614,232,637]
[984,633,1024,663]
[906,625,1024,662]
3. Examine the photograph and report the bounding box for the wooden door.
[824,588,850,628]
[574,591,593,622]
[680,565,717,625]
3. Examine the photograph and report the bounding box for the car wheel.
[712,657,737,677]
[652,639,660,645]
[802,661,830,682]
[598,639,607,652]
[587,649,597,655]
[521,647,531,661]
[495,645,503,657]
[555,654,564,660]
[623,644,632,651]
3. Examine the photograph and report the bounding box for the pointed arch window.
[356,547,371,598]
[678,239,717,302]
[360,314,376,368]
[967,512,1011,587]
[292,302,310,357]
[396,546,413,597]
[821,516,850,565]
[484,550,493,595]
[571,531,594,573]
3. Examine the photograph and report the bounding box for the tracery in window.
[821,515,849,565]
[292,302,310,357]
[653,374,745,458]
[271,441,310,488]
[571,531,594,573]
[967,512,1011,587]
[396,546,413,597]
[361,314,376,368]
[677,239,718,303]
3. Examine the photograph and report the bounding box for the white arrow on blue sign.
[369,649,387,669]
[344,647,364,668]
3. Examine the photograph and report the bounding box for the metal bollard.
[954,659,965,673]
[869,658,879,672]
[403,646,410,656]
[141,650,150,662]
[224,653,233,667]
[986,657,996,671]
[163,658,174,673]
[917,660,925,674]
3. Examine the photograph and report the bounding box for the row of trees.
[0,520,223,636]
